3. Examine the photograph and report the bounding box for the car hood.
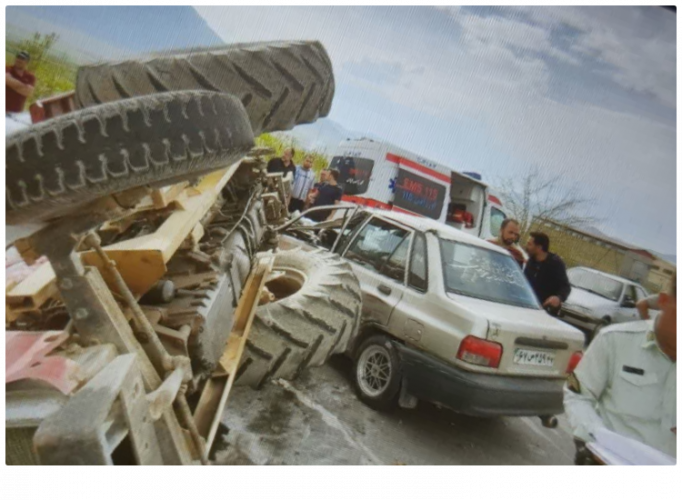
[446,292,583,342]
[564,287,617,313]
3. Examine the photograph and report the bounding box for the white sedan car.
[559,266,650,342]
[280,205,584,424]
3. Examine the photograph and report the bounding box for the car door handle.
[378,284,392,296]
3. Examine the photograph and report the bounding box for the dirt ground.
[214,356,576,465]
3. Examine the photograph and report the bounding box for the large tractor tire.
[6,91,254,225]
[235,249,362,389]
[74,41,335,136]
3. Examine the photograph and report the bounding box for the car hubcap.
[357,345,392,397]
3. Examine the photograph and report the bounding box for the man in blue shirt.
[289,155,316,213]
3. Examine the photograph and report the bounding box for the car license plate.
[513,348,555,367]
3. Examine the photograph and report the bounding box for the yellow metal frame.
[192,254,275,451]
[7,163,240,315]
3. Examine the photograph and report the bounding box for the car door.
[386,231,429,345]
[614,284,639,322]
[341,215,412,326]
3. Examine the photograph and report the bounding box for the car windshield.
[567,268,623,302]
[440,239,540,309]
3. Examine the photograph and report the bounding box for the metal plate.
[513,348,555,367]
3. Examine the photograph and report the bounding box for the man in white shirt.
[289,154,316,213]
[564,274,676,463]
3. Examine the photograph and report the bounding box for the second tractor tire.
[74,40,335,136]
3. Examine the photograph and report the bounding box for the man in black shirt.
[305,168,330,208]
[307,169,343,222]
[523,231,571,316]
[266,147,296,179]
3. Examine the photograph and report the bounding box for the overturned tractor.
[6,41,361,465]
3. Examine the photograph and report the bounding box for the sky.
[6,6,221,63]
[195,5,676,257]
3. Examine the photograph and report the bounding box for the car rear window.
[439,238,540,309]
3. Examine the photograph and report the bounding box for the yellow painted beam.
[7,162,240,307]
[6,261,58,314]
[81,164,238,296]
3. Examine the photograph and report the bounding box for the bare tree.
[497,166,601,242]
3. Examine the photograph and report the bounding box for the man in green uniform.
[564,274,676,463]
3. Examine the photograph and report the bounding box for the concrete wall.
[531,220,662,291]
[531,221,625,275]
[620,252,653,284]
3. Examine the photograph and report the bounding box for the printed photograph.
[4,5,676,467]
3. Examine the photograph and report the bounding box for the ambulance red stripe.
[385,153,451,184]
[488,195,502,205]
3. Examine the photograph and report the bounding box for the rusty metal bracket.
[81,232,208,464]
[22,212,195,464]
[34,354,163,465]
[26,212,129,349]
[82,232,177,373]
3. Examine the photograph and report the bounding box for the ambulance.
[329,138,511,241]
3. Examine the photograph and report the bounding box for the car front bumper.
[395,343,565,418]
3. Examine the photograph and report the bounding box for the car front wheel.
[353,335,402,411]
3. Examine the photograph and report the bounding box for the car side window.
[408,233,428,292]
[334,211,372,254]
[379,235,411,283]
[344,217,410,274]
[622,285,636,305]
[489,207,506,238]
[634,287,648,302]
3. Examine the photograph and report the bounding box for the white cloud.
[458,11,551,53]
[511,6,676,108]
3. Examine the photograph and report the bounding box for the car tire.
[6,91,254,225]
[353,335,402,412]
[74,41,335,136]
[234,249,362,389]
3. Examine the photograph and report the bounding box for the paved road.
[216,357,576,465]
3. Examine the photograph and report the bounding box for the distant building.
[531,218,666,291]
[647,255,676,293]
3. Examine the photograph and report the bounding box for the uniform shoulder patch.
[567,372,581,394]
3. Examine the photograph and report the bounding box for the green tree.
[256,133,330,177]
[17,32,59,72]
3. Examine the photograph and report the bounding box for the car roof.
[363,209,508,255]
[569,266,645,288]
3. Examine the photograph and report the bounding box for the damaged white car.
[279,205,584,427]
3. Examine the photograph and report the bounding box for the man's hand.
[6,72,34,97]
[543,296,562,308]
[636,299,650,320]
